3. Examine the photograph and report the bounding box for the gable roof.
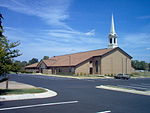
[26,47,132,68]
[42,48,114,67]
[25,63,38,69]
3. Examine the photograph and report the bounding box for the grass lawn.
[131,72,150,77]
[47,74,107,79]
[0,88,47,95]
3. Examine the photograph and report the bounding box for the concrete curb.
[27,73,113,79]
[0,87,57,101]
[96,85,150,96]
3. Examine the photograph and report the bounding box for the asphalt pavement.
[0,74,150,113]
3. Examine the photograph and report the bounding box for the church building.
[25,15,133,75]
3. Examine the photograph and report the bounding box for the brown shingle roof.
[25,63,38,68]
[42,48,114,67]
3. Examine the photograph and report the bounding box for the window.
[90,68,93,74]
[69,67,74,73]
[69,67,71,72]
[110,38,112,44]
[59,68,61,72]
[95,60,99,73]
[90,61,92,63]
[114,38,116,43]
[71,67,75,72]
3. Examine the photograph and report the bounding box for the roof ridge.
[49,48,113,58]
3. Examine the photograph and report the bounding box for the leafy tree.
[28,58,38,65]
[43,56,49,60]
[21,61,28,66]
[0,14,21,75]
[14,60,28,67]
[0,14,21,88]
[132,60,150,71]
[11,61,22,74]
[11,60,28,73]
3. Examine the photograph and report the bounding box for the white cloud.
[0,0,72,29]
[121,33,150,48]
[0,0,105,61]
[46,29,95,38]
[85,29,95,36]
[146,48,150,50]
[4,27,103,61]
[137,15,150,19]
[1,0,95,40]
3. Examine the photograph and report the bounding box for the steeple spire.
[110,14,116,35]
[108,14,118,48]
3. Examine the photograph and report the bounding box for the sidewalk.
[0,81,57,101]
[0,81,35,89]
[31,73,113,79]
[96,85,150,96]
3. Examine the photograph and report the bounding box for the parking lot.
[0,74,150,113]
[115,83,150,91]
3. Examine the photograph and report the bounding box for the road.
[0,74,150,113]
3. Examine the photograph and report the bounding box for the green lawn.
[131,72,150,77]
[0,88,47,95]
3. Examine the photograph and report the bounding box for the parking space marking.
[0,101,78,111]
[117,85,147,90]
[97,110,111,113]
[130,84,150,88]
[140,83,150,86]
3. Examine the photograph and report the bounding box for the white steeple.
[108,14,118,48]
[110,14,116,35]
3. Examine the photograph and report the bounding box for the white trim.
[97,110,111,113]
[0,101,78,111]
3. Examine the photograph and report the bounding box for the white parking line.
[97,110,111,113]
[130,84,150,88]
[140,83,150,86]
[0,101,78,111]
[117,85,147,90]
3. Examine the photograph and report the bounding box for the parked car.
[114,74,130,80]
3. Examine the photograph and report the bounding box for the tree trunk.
[6,80,8,89]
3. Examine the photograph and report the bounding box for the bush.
[83,73,87,76]
[110,74,113,77]
[79,72,83,76]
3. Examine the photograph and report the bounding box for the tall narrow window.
[90,68,93,74]
[110,38,112,44]
[95,61,99,73]
[114,38,116,43]
[59,68,61,72]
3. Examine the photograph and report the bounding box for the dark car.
[114,74,130,80]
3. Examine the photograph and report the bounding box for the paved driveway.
[0,74,150,113]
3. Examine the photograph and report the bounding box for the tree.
[21,61,28,66]
[132,60,150,71]
[43,56,49,60]
[0,14,21,88]
[11,60,28,73]
[28,58,38,65]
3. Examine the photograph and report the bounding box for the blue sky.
[0,0,150,62]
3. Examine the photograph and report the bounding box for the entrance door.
[40,68,43,73]
[90,68,93,74]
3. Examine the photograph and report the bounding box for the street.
[0,74,150,113]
